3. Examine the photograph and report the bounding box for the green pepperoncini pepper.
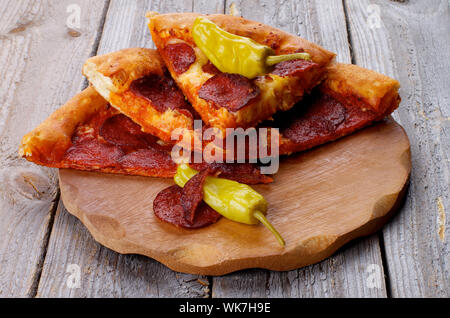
[192,17,312,79]
[174,164,285,247]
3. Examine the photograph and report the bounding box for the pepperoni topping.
[100,114,175,152]
[202,61,220,75]
[60,105,273,182]
[129,72,192,115]
[275,93,347,146]
[190,162,272,185]
[271,59,318,77]
[61,107,177,177]
[119,149,177,173]
[198,73,260,112]
[64,137,124,167]
[181,168,214,224]
[100,114,149,148]
[163,43,196,75]
[153,185,221,229]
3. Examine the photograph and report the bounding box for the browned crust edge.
[147,12,336,131]
[147,12,335,67]
[83,48,165,93]
[19,86,108,165]
[321,63,400,113]
[277,63,401,155]
[82,48,195,143]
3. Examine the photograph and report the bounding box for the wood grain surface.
[58,119,411,276]
[0,0,109,297]
[345,0,449,298]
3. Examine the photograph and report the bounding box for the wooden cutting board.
[59,119,411,275]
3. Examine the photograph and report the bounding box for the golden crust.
[20,61,400,176]
[198,63,401,160]
[147,12,335,132]
[19,87,177,178]
[83,48,194,143]
[83,48,165,94]
[278,63,401,155]
[147,12,335,67]
[321,63,400,114]
[19,86,108,165]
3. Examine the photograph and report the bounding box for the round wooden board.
[59,119,411,275]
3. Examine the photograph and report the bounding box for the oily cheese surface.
[59,119,411,275]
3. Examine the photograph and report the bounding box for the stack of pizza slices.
[20,13,400,189]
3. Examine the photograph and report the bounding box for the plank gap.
[342,0,356,64]
[377,231,392,298]
[27,192,60,298]
[82,0,112,90]
[206,275,213,298]
[89,0,112,58]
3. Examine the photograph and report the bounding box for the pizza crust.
[147,12,336,132]
[19,86,108,165]
[321,63,400,114]
[277,63,401,155]
[198,63,401,159]
[147,12,335,67]
[83,48,165,94]
[82,48,195,143]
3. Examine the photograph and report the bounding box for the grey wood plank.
[37,203,210,297]
[0,0,109,297]
[345,0,449,298]
[212,0,388,298]
[36,0,223,298]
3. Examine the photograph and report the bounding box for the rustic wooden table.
[0,0,448,298]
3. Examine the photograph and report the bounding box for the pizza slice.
[19,86,178,177]
[19,86,272,184]
[275,63,401,155]
[198,63,401,160]
[147,12,335,132]
[82,48,197,143]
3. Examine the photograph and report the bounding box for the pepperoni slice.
[99,114,174,152]
[278,93,347,144]
[119,149,177,174]
[181,168,214,224]
[163,43,196,75]
[202,61,220,75]
[190,162,272,185]
[64,137,124,167]
[271,59,318,77]
[99,114,149,148]
[153,185,221,229]
[198,73,260,112]
[129,72,192,115]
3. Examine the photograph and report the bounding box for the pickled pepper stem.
[266,53,312,66]
[253,211,285,247]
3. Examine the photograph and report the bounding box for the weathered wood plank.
[36,0,223,298]
[0,0,108,297]
[212,0,388,298]
[37,203,210,297]
[345,0,449,297]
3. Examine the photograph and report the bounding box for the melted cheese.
[165,39,311,129]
